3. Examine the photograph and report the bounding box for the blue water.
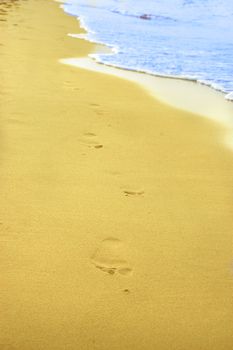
[62,0,233,97]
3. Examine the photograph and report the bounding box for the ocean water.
[62,0,233,99]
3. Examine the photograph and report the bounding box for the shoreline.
[61,2,233,101]
[60,57,233,149]
[1,1,233,349]
[59,3,233,152]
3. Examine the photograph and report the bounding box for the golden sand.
[1,1,233,349]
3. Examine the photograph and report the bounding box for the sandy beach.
[1,1,233,349]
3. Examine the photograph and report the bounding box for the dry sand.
[1,1,233,349]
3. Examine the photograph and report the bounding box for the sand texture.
[1,1,233,349]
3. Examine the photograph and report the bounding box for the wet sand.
[1,0,233,349]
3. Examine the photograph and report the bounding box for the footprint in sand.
[123,189,144,197]
[84,132,97,137]
[94,144,103,149]
[91,238,133,276]
[81,133,103,149]
[63,81,80,91]
[89,103,105,116]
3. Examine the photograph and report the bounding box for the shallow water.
[62,0,233,98]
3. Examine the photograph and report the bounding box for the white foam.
[226,92,233,101]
